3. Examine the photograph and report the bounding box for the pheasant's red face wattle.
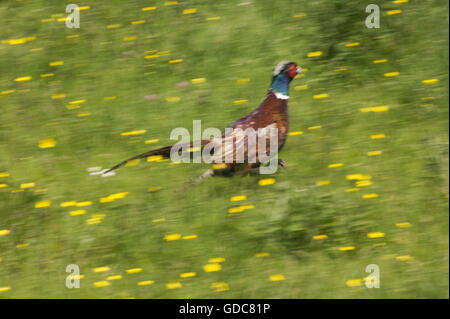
[286,64,298,78]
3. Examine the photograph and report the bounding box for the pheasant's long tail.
[103,139,211,174]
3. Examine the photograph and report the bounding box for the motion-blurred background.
[0,0,448,298]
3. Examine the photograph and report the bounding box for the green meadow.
[0,0,448,298]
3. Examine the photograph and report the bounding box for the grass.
[0,0,448,298]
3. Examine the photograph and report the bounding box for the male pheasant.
[104,61,303,184]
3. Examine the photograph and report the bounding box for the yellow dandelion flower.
[35,200,51,208]
[38,138,56,149]
[131,20,145,25]
[237,78,250,84]
[182,235,198,240]
[293,13,307,18]
[208,257,225,263]
[396,255,413,262]
[14,76,32,82]
[345,42,360,47]
[422,79,439,85]
[191,78,206,84]
[367,232,385,239]
[288,131,304,136]
[70,210,86,216]
[20,182,35,189]
[148,186,162,192]
[255,252,270,257]
[93,266,110,273]
[51,93,66,99]
[307,51,322,58]
[339,246,355,251]
[211,282,229,292]
[76,201,92,207]
[0,286,12,293]
[313,94,328,99]
[384,72,399,77]
[16,243,30,248]
[362,193,378,199]
[207,16,221,21]
[269,274,285,282]
[371,134,385,139]
[308,125,322,130]
[147,155,163,162]
[126,268,143,274]
[142,6,157,11]
[212,163,227,170]
[123,36,137,41]
[233,99,248,105]
[0,230,11,236]
[183,8,197,14]
[103,96,116,101]
[294,85,309,91]
[137,280,154,286]
[166,96,180,102]
[313,234,328,240]
[258,178,275,186]
[106,24,120,29]
[387,10,402,15]
[368,150,383,156]
[94,281,110,288]
[49,61,64,67]
[346,279,362,287]
[166,282,182,289]
[373,59,388,64]
[316,180,330,186]
[328,163,344,168]
[86,218,101,225]
[0,172,10,178]
[180,272,196,278]
[203,263,222,272]
[169,59,183,64]
[165,1,178,6]
[0,184,8,188]
[356,180,372,187]
[396,222,412,228]
[106,275,122,281]
[164,234,181,241]
[230,195,247,202]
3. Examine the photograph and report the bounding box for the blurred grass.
[0,0,448,298]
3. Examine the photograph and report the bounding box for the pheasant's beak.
[296,66,303,74]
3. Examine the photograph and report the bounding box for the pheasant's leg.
[178,168,215,191]
[278,159,288,169]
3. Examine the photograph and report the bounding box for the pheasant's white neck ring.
[274,91,289,100]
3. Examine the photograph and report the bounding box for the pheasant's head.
[273,61,303,79]
[270,61,303,96]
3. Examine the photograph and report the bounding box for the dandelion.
[346,279,362,287]
[255,252,270,257]
[316,180,330,186]
[396,222,412,228]
[293,13,307,18]
[396,255,413,261]
[142,6,157,11]
[307,51,322,58]
[367,150,383,156]
[384,72,399,77]
[182,235,198,240]
[230,195,247,202]
[203,264,222,272]
[387,10,402,15]
[138,280,154,286]
[258,178,275,186]
[0,172,10,178]
[371,134,385,139]
[208,257,225,263]
[126,268,143,274]
[35,200,51,208]
[70,210,86,216]
[76,201,92,207]
[148,186,162,192]
[313,234,328,240]
[288,131,304,136]
[121,130,146,136]
[422,79,439,85]
[20,182,35,189]
[180,272,196,278]
[313,94,328,99]
[169,59,183,64]
[367,232,385,238]
[166,96,180,102]
[131,20,145,25]
[356,180,372,187]
[94,281,110,288]
[294,85,309,91]
[14,76,32,82]
[308,125,322,130]
[106,24,121,29]
[164,234,181,241]
[16,243,30,248]
[123,36,137,41]
[0,286,12,293]
[106,275,122,281]
[339,246,355,251]
[166,282,182,289]
[147,155,163,162]
[345,42,360,47]
[269,274,285,282]
[39,138,56,149]
[237,78,250,84]
[191,78,206,84]
[49,61,64,67]
[212,163,227,170]
[362,193,378,199]
[233,99,248,105]
[183,8,197,14]
[373,59,388,64]
[328,163,344,168]
[93,266,110,273]
[0,230,11,236]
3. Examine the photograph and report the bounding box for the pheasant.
[104,61,303,184]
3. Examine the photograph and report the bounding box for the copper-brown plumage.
[103,61,302,182]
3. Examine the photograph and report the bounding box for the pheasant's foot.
[278,159,288,169]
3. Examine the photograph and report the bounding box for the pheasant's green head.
[270,61,303,97]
